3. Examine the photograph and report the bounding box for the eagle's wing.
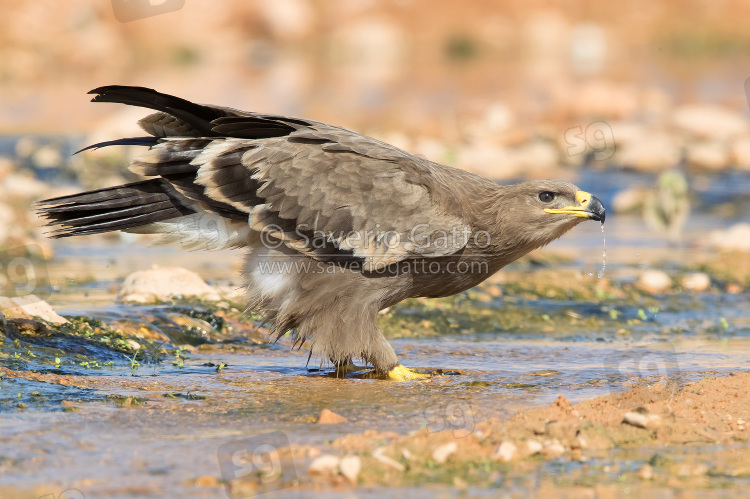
[41,86,473,266]
[139,122,471,268]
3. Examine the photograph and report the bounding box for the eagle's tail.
[36,179,195,238]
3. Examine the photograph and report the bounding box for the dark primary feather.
[89,85,229,136]
[37,179,195,238]
[74,136,159,154]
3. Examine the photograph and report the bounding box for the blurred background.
[0,0,749,281]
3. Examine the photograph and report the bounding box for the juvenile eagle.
[38,86,605,380]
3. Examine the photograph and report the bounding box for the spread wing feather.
[48,86,472,264]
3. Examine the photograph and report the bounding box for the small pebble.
[432,442,457,464]
[308,454,340,475]
[317,408,348,424]
[623,411,661,429]
[195,475,220,487]
[526,440,543,455]
[543,439,565,458]
[638,464,654,480]
[681,272,711,292]
[636,270,672,294]
[493,441,517,462]
[339,455,361,484]
[373,447,404,471]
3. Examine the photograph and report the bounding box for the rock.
[512,141,559,178]
[432,441,457,464]
[730,135,750,171]
[318,408,348,425]
[256,0,314,40]
[673,105,748,140]
[681,273,711,292]
[727,283,743,294]
[611,187,649,213]
[525,440,543,455]
[685,141,728,171]
[31,144,63,169]
[457,142,519,180]
[493,441,517,462]
[543,439,566,458]
[329,18,406,82]
[636,270,672,294]
[0,202,15,245]
[372,447,404,471]
[623,410,661,430]
[307,454,340,475]
[0,172,50,199]
[118,266,221,303]
[638,464,654,480]
[0,295,68,325]
[195,475,220,487]
[615,132,681,172]
[708,223,750,252]
[0,156,16,181]
[569,80,639,119]
[339,455,361,484]
[569,23,606,75]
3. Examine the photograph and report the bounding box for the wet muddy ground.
[1,208,749,498]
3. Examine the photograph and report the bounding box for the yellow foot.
[347,366,460,380]
[387,364,433,381]
[332,362,365,377]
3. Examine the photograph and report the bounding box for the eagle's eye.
[538,191,555,203]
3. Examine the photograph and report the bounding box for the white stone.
[256,0,314,40]
[0,295,68,325]
[339,455,361,484]
[0,202,15,245]
[636,270,672,294]
[526,440,543,455]
[543,439,566,458]
[307,454,340,475]
[685,141,728,171]
[457,143,519,180]
[431,442,457,464]
[611,187,649,213]
[623,411,661,429]
[118,266,221,303]
[681,273,711,292]
[730,135,750,171]
[673,105,748,140]
[615,132,681,172]
[372,447,404,471]
[709,223,750,252]
[493,441,517,462]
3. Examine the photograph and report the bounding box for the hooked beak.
[544,191,606,223]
